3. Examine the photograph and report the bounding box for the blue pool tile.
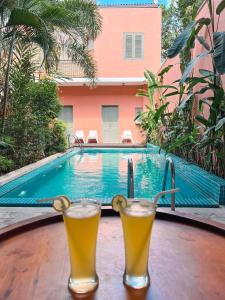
[0,146,224,208]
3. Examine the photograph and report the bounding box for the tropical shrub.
[0,155,14,174]
[46,119,67,155]
[6,76,66,167]
[0,0,102,174]
[2,44,67,170]
[136,70,170,142]
[139,0,225,178]
[0,137,14,174]
[137,69,199,158]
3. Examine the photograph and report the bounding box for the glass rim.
[70,198,101,206]
[122,199,157,212]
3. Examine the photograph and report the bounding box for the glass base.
[123,273,150,289]
[68,275,99,294]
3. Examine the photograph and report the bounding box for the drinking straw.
[153,188,179,206]
[37,197,59,203]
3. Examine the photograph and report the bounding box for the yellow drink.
[120,200,156,289]
[63,200,101,293]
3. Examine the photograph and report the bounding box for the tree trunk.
[1,29,16,135]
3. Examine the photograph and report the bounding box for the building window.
[59,106,73,133]
[124,33,144,59]
[135,107,143,124]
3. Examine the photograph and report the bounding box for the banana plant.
[167,0,225,176]
[136,69,175,143]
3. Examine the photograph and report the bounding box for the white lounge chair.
[87,130,99,143]
[121,130,133,143]
[75,130,85,143]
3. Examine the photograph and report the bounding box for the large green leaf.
[68,41,97,80]
[211,86,224,110]
[61,0,102,40]
[216,0,225,14]
[6,8,50,58]
[198,99,206,112]
[153,103,169,123]
[196,18,211,26]
[213,32,225,74]
[196,36,211,50]
[177,93,193,110]
[180,51,211,84]
[215,117,225,131]
[167,21,195,58]
[158,64,173,81]
[187,76,209,89]
[144,70,157,85]
[40,6,75,31]
[167,18,211,59]
[195,115,210,127]
[163,91,180,98]
[7,8,47,30]
[195,86,211,94]
[199,69,215,82]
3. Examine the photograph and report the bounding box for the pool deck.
[1,145,225,228]
[0,206,225,229]
[71,143,146,148]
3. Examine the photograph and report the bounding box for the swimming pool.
[0,146,223,207]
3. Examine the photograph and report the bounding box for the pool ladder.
[127,159,134,198]
[67,134,83,152]
[162,157,176,211]
[127,157,176,210]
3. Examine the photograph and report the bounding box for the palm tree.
[0,0,102,134]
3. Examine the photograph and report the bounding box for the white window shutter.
[125,34,133,59]
[134,34,143,59]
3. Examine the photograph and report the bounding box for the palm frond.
[60,0,102,40]
[68,41,97,82]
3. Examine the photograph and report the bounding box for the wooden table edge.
[0,207,224,242]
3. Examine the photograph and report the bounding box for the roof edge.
[98,4,159,8]
[56,77,146,86]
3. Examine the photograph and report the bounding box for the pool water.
[1,148,217,207]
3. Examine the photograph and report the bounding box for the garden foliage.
[0,43,67,174]
[0,0,102,174]
[161,0,203,60]
[138,0,225,178]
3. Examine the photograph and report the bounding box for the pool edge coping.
[0,208,224,242]
[147,144,225,205]
[0,150,73,187]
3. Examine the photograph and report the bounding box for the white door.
[102,106,119,143]
[59,106,73,134]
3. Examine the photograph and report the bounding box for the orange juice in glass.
[63,199,101,293]
[42,196,101,294]
[112,189,178,289]
[120,200,156,288]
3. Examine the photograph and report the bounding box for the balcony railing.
[57,60,84,77]
[35,60,84,78]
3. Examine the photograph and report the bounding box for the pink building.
[58,2,161,143]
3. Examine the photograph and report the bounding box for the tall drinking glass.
[120,200,156,289]
[63,199,101,294]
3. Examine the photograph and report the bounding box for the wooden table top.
[0,214,225,300]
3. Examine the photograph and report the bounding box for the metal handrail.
[162,157,176,211]
[127,158,134,198]
[67,134,83,152]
